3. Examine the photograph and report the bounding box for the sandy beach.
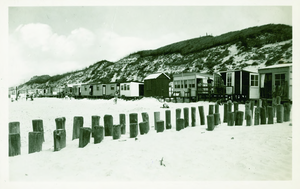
[5,97,293,183]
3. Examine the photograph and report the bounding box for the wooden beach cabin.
[144,72,170,98]
[91,83,103,97]
[120,82,144,98]
[101,83,120,97]
[80,83,92,97]
[172,72,213,100]
[71,84,83,97]
[258,63,292,102]
[219,68,259,101]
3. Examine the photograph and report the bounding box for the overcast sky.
[7,5,293,86]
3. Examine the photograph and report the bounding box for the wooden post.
[156,120,164,133]
[198,106,205,125]
[245,109,252,126]
[79,127,91,148]
[223,103,228,123]
[227,101,233,112]
[227,112,234,126]
[73,116,83,140]
[119,114,126,134]
[228,101,233,121]
[54,117,66,129]
[254,107,260,125]
[139,122,148,135]
[276,96,281,105]
[142,112,149,122]
[250,101,255,118]
[235,111,244,126]
[154,112,160,130]
[28,132,43,154]
[267,106,274,124]
[93,126,104,144]
[165,110,172,129]
[284,103,291,122]
[104,115,113,136]
[258,99,262,108]
[272,97,277,118]
[245,103,250,120]
[234,102,239,112]
[9,122,20,134]
[214,113,220,126]
[130,113,138,124]
[209,104,214,115]
[260,107,267,125]
[215,104,219,114]
[141,112,150,132]
[276,104,284,123]
[262,99,268,109]
[191,107,196,127]
[207,115,215,131]
[112,125,121,140]
[176,108,181,120]
[8,122,21,156]
[130,123,138,138]
[175,108,182,131]
[91,115,100,137]
[53,129,66,152]
[176,118,184,131]
[183,107,189,127]
[32,119,45,142]
[9,133,21,156]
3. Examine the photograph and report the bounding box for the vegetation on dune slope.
[17,24,292,90]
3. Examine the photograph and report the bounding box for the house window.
[275,74,285,86]
[127,85,130,90]
[250,75,258,86]
[85,87,87,91]
[111,85,115,90]
[189,79,195,88]
[97,86,100,91]
[174,81,180,89]
[184,80,187,88]
[226,72,233,86]
[121,85,124,90]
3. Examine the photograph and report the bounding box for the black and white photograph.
[1,0,299,188]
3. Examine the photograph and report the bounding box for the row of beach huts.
[9,63,292,103]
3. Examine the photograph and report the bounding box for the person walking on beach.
[114,91,119,104]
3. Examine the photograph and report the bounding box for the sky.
[5,4,294,86]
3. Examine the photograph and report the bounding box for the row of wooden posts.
[8,98,291,157]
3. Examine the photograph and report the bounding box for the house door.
[249,73,259,99]
[226,72,234,94]
[274,73,288,99]
[89,85,93,96]
[261,73,272,99]
[103,85,106,95]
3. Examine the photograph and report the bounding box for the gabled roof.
[144,72,170,80]
[258,63,292,70]
[173,72,213,78]
[120,81,143,84]
[219,66,258,73]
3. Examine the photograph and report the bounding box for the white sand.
[6,97,294,183]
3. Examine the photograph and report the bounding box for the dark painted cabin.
[258,63,292,101]
[219,68,259,100]
[144,73,170,97]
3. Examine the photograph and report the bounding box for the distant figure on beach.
[114,91,119,104]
